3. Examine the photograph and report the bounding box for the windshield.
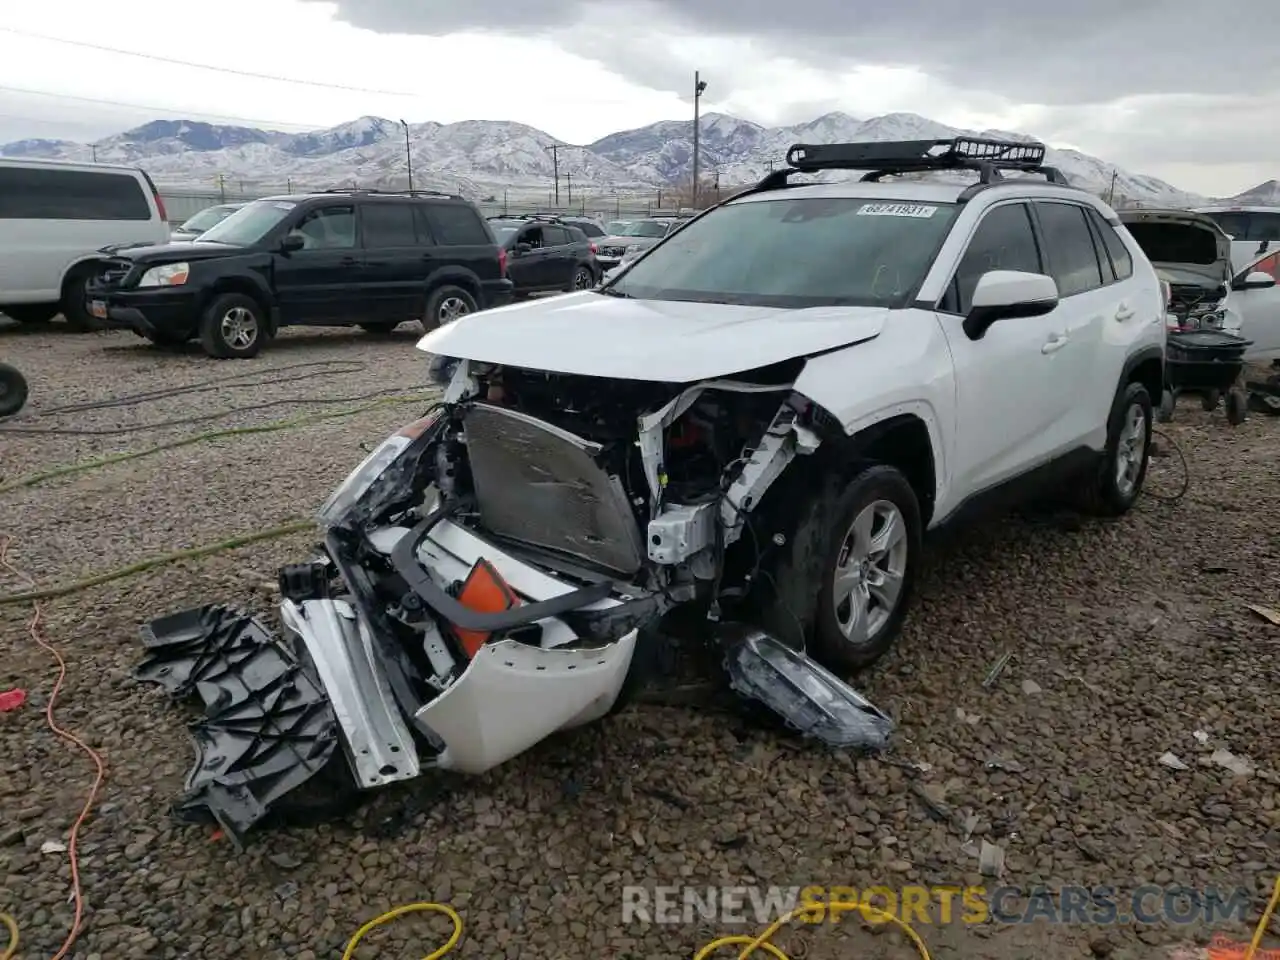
[179,205,236,233]
[622,220,672,238]
[197,199,297,246]
[488,222,519,242]
[606,220,631,234]
[606,196,960,308]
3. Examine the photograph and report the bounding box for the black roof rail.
[320,187,456,198]
[487,213,564,223]
[741,136,1074,200]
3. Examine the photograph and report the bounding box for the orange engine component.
[450,558,520,658]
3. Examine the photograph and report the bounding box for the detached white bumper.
[415,630,637,774]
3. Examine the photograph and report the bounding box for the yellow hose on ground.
[0,912,17,960]
[341,902,463,960]
[1247,875,1280,960]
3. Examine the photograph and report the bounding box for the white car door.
[1031,199,1137,451]
[1234,250,1280,362]
[935,200,1074,498]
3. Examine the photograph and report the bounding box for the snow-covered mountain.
[0,110,1209,205]
[1225,180,1280,205]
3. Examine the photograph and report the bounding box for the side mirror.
[1232,270,1277,292]
[280,234,305,253]
[962,270,1060,341]
[514,242,532,255]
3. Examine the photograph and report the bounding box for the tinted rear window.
[0,166,151,220]
[362,202,420,247]
[423,203,491,245]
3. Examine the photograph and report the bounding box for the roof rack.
[486,213,564,224]
[320,187,455,198]
[749,136,1072,199]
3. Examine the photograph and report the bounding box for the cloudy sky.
[0,0,1271,196]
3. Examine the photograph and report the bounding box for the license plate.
[90,300,107,319]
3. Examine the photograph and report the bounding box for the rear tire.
[60,265,101,332]
[762,464,922,672]
[3,303,58,324]
[199,292,265,359]
[1080,381,1152,517]
[421,285,476,333]
[1200,389,1220,412]
[0,362,28,417]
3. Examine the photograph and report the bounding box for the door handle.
[1115,302,1135,321]
[1041,334,1069,354]
[339,256,357,266]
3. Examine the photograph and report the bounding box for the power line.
[0,84,317,131]
[0,27,413,97]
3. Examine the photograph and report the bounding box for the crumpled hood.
[417,292,887,382]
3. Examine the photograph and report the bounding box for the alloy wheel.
[220,306,258,350]
[831,499,909,646]
[438,297,470,324]
[1114,400,1147,498]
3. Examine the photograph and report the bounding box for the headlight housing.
[316,408,446,528]
[137,262,190,287]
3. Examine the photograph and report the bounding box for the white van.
[0,157,171,329]
[1192,205,1280,275]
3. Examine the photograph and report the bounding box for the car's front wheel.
[763,464,922,671]
[199,293,265,359]
[60,265,101,332]
[0,362,29,417]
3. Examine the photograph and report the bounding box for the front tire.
[422,285,476,333]
[1081,381,1152,517]
[763,464,922,671]
[199,293,265,359]
[569,265,594,292]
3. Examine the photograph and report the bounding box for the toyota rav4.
[140,137,1166,843]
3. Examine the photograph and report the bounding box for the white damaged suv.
[138,138,1168,841]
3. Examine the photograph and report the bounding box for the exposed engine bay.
[136,358,894,846]
[1162,273,1231,330]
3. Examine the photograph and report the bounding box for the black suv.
[484,215,600,297]
[87,190,513,358]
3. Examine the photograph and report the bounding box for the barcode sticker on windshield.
[857,203,938,218]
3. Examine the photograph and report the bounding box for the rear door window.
[423,203,491,245]
[1033,201,1105,297]
[361,202,419,248]
[1086,208,1133,282]
[542,225,571,247]
[0,166,151,220]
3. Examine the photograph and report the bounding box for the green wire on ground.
[0,519,313,606]
[0,392,436,496]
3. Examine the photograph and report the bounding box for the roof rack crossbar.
[774,136,1070,187]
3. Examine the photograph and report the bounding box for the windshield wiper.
[597,287,633,298]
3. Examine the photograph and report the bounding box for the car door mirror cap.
[962,270,1060,341]
[280,234,305,253]
[515,242,532,255]
[1232,270,1276,292]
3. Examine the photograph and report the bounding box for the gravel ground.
[1,320,1278,960]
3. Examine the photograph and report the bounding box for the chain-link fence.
[154,184,716,226]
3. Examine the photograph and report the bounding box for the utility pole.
[400,120,414,192]
[545,145,561,205]
[1107,169,1118,207]
[90,144,97,162]
[692,71,707,208]
[217,173,226,203]
[566,172,572,205]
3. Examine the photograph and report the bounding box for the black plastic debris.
[135,604,341,848]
